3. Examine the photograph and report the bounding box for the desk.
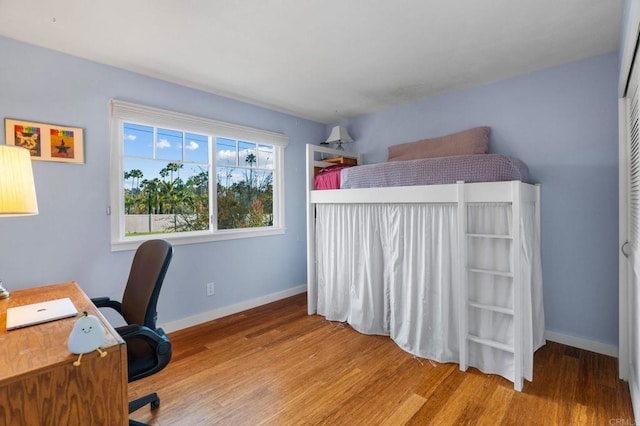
[0,282,127,425]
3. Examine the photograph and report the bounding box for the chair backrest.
[120,239,173,329]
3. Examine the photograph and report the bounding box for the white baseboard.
[544,330,618,358]
[160,285,307,333]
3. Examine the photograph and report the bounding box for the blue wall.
[341,52,620,346]
[0,36,324,325]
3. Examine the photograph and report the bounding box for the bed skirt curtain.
[315,202,544,384]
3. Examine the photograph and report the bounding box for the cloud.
[125,134,137,141]
[217,149,236,160]
[186,140,199,151]
[156,139,171,149]
[216,148,275,168]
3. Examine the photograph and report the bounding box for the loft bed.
[305,143,544,391]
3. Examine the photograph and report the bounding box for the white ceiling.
[0,0,624,124]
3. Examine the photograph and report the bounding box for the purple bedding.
[340,154,529,189]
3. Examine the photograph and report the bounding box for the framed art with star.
[4,118,84,164]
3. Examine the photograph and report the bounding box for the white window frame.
[109,100,288,251]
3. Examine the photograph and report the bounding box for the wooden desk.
[0,282,127,425]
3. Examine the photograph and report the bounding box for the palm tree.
[140,178,160,232]
[124,169,144,192]
[160,163,182,182]
[130,169,143,194]
[124,169,145,215]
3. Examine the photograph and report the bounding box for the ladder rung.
[468,335,514,353]
[468,301,514,315]
[466,233,513,240]
[467,268,513,277]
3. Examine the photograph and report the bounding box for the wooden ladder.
[457,181,523,391]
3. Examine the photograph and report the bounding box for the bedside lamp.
[0,144,38,299]
[323,126,353,150]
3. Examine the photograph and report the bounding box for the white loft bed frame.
[305,144,541,391]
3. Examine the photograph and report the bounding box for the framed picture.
[4,118,84,164]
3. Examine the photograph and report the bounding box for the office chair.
[92,239,173,426]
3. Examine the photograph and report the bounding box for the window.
[110,100,288,251]
[216,138,275,229]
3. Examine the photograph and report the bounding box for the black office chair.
[92,239,173,426]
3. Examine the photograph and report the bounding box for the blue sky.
[123,122,274,188]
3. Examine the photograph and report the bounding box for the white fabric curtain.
[315,202,544,384]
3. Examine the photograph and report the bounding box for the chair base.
[128,392,160,426]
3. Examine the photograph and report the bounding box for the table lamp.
[0,144,38,299]
[323,126,354,150]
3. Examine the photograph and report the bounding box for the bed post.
[512,181,524,391]
[306,144,317,315]
[457,181,469,372]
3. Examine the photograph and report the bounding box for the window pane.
[216,137,236,166]
[156,128,182,161]
[216,166,273,229]
[123,115,210,236]
[184,133,209,164]
[258,144,274,169]
[239,141,256,168]
[123,159,209,235]
[123,123,154,158]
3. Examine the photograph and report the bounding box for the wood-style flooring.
[129,293,634,425]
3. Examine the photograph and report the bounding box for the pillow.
[387,126,490,161]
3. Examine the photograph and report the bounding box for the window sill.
[110,227,286,252]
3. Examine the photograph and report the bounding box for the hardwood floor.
[130,293,634,425]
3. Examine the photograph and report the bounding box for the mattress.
[340,154,529,189]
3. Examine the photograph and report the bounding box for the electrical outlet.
[206,282,215,296]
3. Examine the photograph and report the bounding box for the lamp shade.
[0,145,38,216]
[324,126,354,145]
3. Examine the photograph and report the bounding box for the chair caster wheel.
[151,398,160,410]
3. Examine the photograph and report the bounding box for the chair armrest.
[118,324,172,382]
[90,297,123,314]
[117,325,172,356]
